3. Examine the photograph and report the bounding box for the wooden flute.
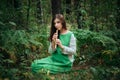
[54,30,58,49]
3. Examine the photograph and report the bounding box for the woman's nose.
[55,23,58,27]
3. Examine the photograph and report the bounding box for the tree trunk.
[74,0,82,29]
[89,0,94,31]
[94,0,99,32]
[26,0,30,26]
[36,0,42,24]
[51,0,61,17]
[13,0,24,29]
[66,0,71,14]
[116,0,120,29]
[14,0,21,10]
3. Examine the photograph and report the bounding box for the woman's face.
[54,18,62,30]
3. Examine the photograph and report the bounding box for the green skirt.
[31,52,72,74]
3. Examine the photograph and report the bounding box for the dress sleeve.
[62,33,76,55]
[48,42,56,54]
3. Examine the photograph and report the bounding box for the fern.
[73,29,118,66]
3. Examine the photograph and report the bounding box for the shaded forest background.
[0,0,120,80]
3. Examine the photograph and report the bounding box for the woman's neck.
[60,29,68,34]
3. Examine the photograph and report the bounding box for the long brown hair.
[49,14,67,41]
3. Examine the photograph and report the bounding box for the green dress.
[31,31,73,74]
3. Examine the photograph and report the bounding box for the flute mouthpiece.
[56,30,58,34]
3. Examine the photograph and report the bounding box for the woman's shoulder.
[68,31,76,38]
[60,30,74,36]
[66,31,75,38]
[68,30,73,33]
[67,30,74,35]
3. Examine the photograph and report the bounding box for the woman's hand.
[56,39,64,49]
[51,32,58,49]
[52,33,58,41]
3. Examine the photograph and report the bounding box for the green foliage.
[73,29,117,51]
[0,0,119,80]
[73,29,119,66]
[26,66,119,80]
[0,25,49,79]
[89,66,120,80]
[99,29,120,46]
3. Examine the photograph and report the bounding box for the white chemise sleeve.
[48,42,56,54]
[62,33,76,55]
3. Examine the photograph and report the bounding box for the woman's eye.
[57,21,60,23]
[54,20,60,24]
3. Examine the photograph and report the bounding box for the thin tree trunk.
[36,0,42,24]
[26,0,30,26]
[89,0,94,31]
[51,0,61,17]
[14,0,21,10]
[116,0,120,29]
[74,0,82,29]
[94,0,99,32]
[66,0,71,14]
[13,0,24,29]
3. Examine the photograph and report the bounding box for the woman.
[31,14,76,74]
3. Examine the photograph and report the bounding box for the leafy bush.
[0,28,49,79]
[73,29,119,66]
